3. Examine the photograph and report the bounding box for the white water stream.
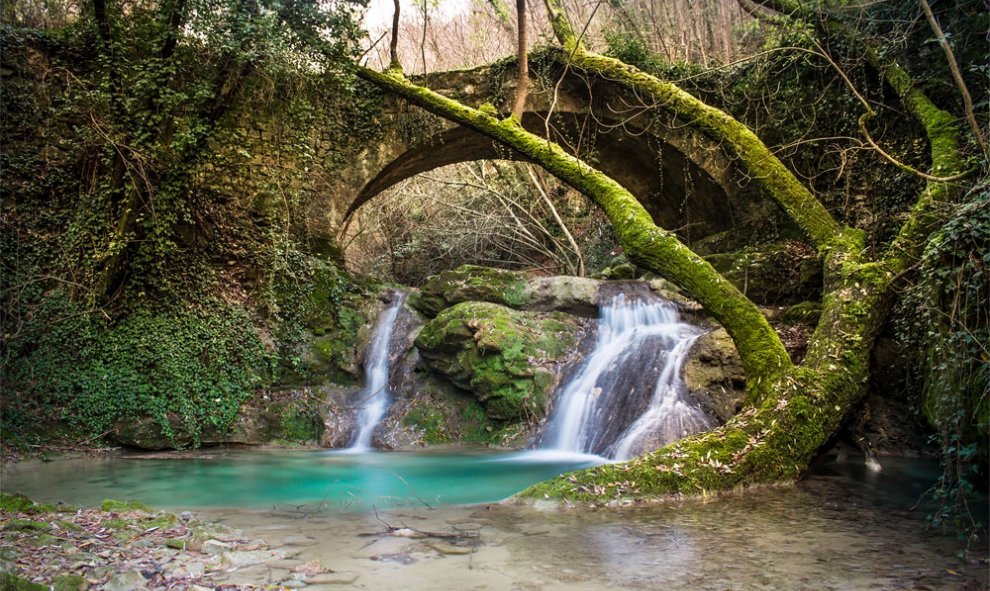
[347,292,405,451]
[541,289,714,460]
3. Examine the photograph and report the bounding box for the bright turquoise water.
[1,448,604,511]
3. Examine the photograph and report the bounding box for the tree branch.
[919,0,986,156]
[542,0,845,255]
[358,65,792,385]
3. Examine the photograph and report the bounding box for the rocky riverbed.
[0,493,360,590]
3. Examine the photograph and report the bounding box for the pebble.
[294,558,328,576]
[284,534,320,546]
[104,570,148,591]
[427,541,472,555]
[306,571,359,585]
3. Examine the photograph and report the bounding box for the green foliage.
[274,398,324,443]
[899,189,989,546]
[262,251,366,384]
[602,30,705,79]
[0,0,377,450]
[2,293,269,447]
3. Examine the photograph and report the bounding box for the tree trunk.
[511,0,529,120]
[389,0,400,69]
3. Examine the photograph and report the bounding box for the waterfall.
[540,285,714,460]
[347,292,406,451]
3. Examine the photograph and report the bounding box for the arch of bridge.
[330,65,763,245]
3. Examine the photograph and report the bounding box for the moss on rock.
[781,301,822,325]
[0,572,48,591]
[100,499,153,513]
[409,265,530,317]
[704,242,822,306]
[682,328,746,422]
[0,494,58,515]
[416,302,583,420]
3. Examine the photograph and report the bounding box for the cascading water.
[540,285,714,460]
[347,292,406,451]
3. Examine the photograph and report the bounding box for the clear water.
[348,291,406,450]
[0,448,604,511]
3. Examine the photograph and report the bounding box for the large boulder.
[682,328,746,422]
[523,275,601,317]
[415,302,586,421]
[409,264,622,318]
[408,265,529,317]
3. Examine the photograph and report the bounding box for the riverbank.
[0,493,281,590]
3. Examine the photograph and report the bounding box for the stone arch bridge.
[323,61,771,247]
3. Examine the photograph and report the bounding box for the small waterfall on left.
[346,291,406,451]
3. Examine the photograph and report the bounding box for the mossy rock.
[599,262,637,280]
[682,328,746,422]
[100,499,152,513]
[52,574,87,591]
[2,519,51,532]
[0,493,57,514]
[304,300,367,383]
[704,241,822,305]
[409,265,529,317]
[0,572,48,591]
[0,494,35,514]
[781,301,822,324]
[416,301,583,420]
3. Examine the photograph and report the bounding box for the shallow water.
[201,457,985,591]
[3,451,987,590]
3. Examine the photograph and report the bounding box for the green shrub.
[3,293,270,447]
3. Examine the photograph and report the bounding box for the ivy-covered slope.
[0,14,382,449]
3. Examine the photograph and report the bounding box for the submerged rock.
[416,302,586,421]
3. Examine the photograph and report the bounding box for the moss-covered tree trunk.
[356,0,965,501]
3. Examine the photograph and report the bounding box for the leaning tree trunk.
[356,0,965,501]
